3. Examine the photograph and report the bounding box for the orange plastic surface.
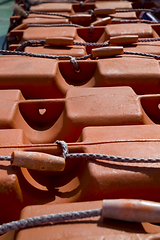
[1,2,160,238]
[1,56,160,98]
[10,26,84,43]
[96,23,160,54]
[30,3,73,13]
[95,1,133,9]
[76,125,160,203]
[95,1,137,19]
[0,87,156,143]
[1,124,160,223]
[10,14,69,26]
[22,14,69,24]
[99,23,159,41]
[0,56,63,99]
[14,200,152,240]
[24,42,86,58]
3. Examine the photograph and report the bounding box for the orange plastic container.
[0,56,160,97]
[77,125,160,202]
[10,14,69,25]
[94,1,137,20]
[30,1,132,13]
[0,129,27,224]
[72,2,136,22]
[1,1,160,239]
[58,57,160,95]
[9,26,85,44]
[98,23,160,41]
[30,3,74,13]
[94,1,133,9]
[0,86,154,143]
[1,124,160,224]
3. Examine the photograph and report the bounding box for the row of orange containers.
[1,0,160,239]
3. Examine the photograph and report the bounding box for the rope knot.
[55,140,68,159]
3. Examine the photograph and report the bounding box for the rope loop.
[89,24,94,37]
[70,57,80,72]
[55,140,160,163]
[55,140,69,159]
[79,1,84,8]
[88,9,94,17]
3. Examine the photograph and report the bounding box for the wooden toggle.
[94,8,116,16]
[110,35,139,45]
[92,17,111,26]
[69,14,92,23]
[11,151,65,171]
[45,37,74,46]
[92,46,124,58]
[102,199,160,223]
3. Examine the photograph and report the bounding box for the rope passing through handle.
[1,199,160,235]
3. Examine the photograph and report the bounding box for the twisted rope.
[115,8,154,13]
[15,39,110,51]
[15,36,160,52]
[73,41,110,47]
[139,37,160,42]
[89,24,94,34]
[0,49,92,71]
[111,19,159,24]
[56,140,160,163]
[16,40,46,51]
[28,10,70,18]
[55,140,68,158]
[0,209,101,235]
[70,57,79,71]
[0,49,73,59]
[124,51,160,59]
[28,23,82,28]
[0,156,14,161]
[1,46,160,66]
[76,53,92,60]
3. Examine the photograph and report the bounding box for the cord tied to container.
[55,140,160,163]
[1,199,160,235]
[2,138,160,172]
